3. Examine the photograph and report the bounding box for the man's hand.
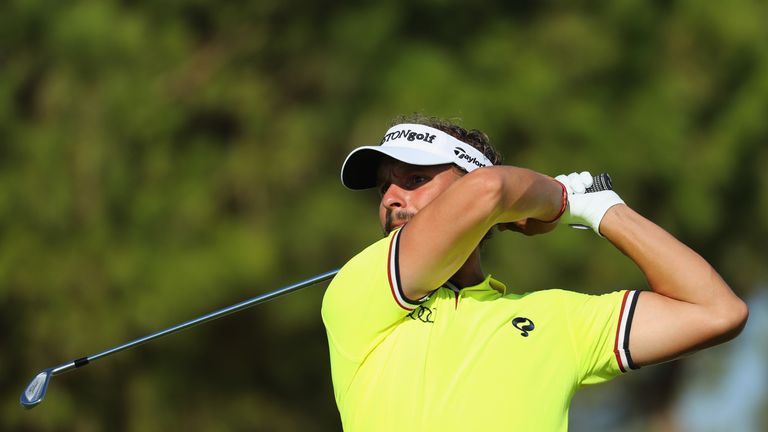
[555,171,625,236]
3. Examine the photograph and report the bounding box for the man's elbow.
[465,166,536,221]
[711,296,749,343]
[727,298,749,337]
[464,167,507,215]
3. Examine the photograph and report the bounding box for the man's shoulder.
[334,229,406,278]
[340,233,393,271]
[507,288,623,300]
[503,288,582,301]
[325,233,395,297]
[502,288,625,313]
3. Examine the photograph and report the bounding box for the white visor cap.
[341,123,494,190]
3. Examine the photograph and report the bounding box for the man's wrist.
[597,202,629,237]
[536,179,568,223]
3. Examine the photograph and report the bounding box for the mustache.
[384,208,415,234]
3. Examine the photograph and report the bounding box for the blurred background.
[1,0,766,430]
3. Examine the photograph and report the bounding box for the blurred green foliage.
[1,0,766,430]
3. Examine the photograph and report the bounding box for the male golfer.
[322,116,748,431]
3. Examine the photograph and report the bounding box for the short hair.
[390,114,503,168]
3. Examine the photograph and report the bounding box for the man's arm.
[600,205,748,366]
[397,166,562,299]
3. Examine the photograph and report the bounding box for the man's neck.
[449,249,485,288]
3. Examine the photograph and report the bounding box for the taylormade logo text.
[381,129,437,144]
[453,147,487,168]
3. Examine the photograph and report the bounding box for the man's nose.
[381,183,406,208]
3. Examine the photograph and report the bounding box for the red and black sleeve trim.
[614,290,640,372]
[387,229,431,311]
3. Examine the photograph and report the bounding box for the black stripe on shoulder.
[392,228,432,306]
[623,290,641,370]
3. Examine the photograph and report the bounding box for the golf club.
[570,172,615,229]
[20,268,340,409]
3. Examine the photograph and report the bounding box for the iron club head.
[20,369,53,409]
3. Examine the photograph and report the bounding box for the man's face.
[376,159,463,234]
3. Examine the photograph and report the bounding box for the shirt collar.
[443,275,507,295]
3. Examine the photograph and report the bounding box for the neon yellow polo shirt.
[322,229,640,432]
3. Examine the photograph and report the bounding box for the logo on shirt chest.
[511,317,535,337]
[407,305,435,323]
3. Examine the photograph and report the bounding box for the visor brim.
[341,146,455,190]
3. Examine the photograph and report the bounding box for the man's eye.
[378,183,390,196]
[409,176,428,187]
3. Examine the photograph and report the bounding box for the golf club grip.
[585,173,613,192]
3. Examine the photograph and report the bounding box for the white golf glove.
[555,171,625,236]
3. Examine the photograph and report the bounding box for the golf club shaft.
[49,269,340,377]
